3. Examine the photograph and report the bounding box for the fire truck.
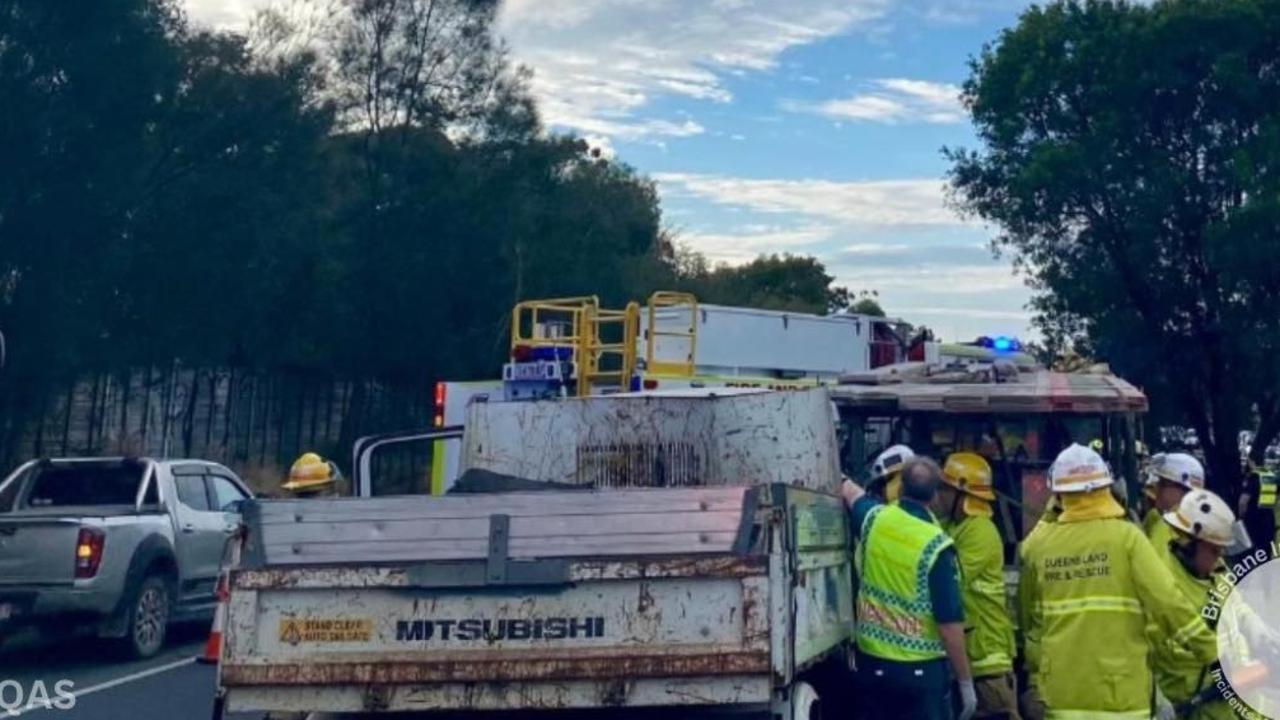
[353,293,1038,497]
[404,293,913,496]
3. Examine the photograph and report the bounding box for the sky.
[186,0,1035,342]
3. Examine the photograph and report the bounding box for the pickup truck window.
[141,474,160,505]
[208,475,248,512]
[26,465,144,507]
[0,475,18,511]
[175,474,212,511]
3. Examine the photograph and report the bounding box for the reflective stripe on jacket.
[1019,493,1217,718]
[1259,471,1277,509]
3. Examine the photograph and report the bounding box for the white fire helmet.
[1049,443,1114,494]
[871,444,914,482]
[1164,488,1251,553]
[1146,452,1205,492]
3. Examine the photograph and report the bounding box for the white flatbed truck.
[215,389,853,719]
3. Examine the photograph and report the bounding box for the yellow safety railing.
[580,302,641,394]
[510,296,645,396]
[645,291,698,377]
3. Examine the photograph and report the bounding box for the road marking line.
[8,657,196,717]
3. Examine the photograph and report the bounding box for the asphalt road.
[0,623,262,720]
[1,627,784,720]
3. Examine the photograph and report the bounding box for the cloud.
[656,170,1030,335]
[569,117,706,141]
[895,306,1033,320]
[498,0,890,141]
[842,243,912,255]
[830,264,1024,293]
[676,225,836,264]
[655,172,967,227]
[798,78,965,124]
[184,0,256,28]
[832,242,993,267]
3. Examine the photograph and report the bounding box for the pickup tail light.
[433,382,446,428]
[75,528,106,579]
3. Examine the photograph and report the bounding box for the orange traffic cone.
[198,571,229,664]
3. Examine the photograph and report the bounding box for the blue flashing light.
[993,337,1013,352]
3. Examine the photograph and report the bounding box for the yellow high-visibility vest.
[856,503,952,662]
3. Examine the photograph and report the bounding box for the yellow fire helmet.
[942,452,996,501]
[942,452,996,518]
[282,452,337,492]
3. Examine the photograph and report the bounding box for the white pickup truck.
[0,457,253,657]
[215,389,854,719]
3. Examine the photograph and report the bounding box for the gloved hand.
[841,478,865,508]
[957,678,977,720]
[1154,689,1176,720]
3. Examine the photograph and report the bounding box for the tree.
[0,0,878,469]
[676,253,853,316]
[0,0,186,378]
[948,0,1280,494]
[850,292,886,318]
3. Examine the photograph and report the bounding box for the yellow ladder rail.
[579,302,640,395]
[645,292,698,377]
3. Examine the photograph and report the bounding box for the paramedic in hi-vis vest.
[1018,444,1217,720]
[937,452,1019,719]
[869,444,915,503]
[843,456,978,720]
[1238,460,1278,552]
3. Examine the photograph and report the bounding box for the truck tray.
[220,485,851,715]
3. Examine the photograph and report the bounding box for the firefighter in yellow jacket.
[282,452,342,498]
[1144,453,1204,551]
[1019,444,1218,719]
[937,453,1019,719]
[1148,488,1249,720]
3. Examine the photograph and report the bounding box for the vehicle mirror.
[225,499,246,515]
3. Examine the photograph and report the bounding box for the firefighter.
[1140,451,1168,538]
[1144,453,1205,550]
[937,453,1019,719]
[1148,489,1251,720]
[868,444,914,503]
[282,452,342,498]
[1018,444,1217,719]
[843,457,976,720]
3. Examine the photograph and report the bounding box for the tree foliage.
[948,0,1280,492]
[671,251,856,315]
[0,0,856,443]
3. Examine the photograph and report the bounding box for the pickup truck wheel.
[123,575,171,659]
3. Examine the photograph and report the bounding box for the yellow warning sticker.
[278,617,372,645]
